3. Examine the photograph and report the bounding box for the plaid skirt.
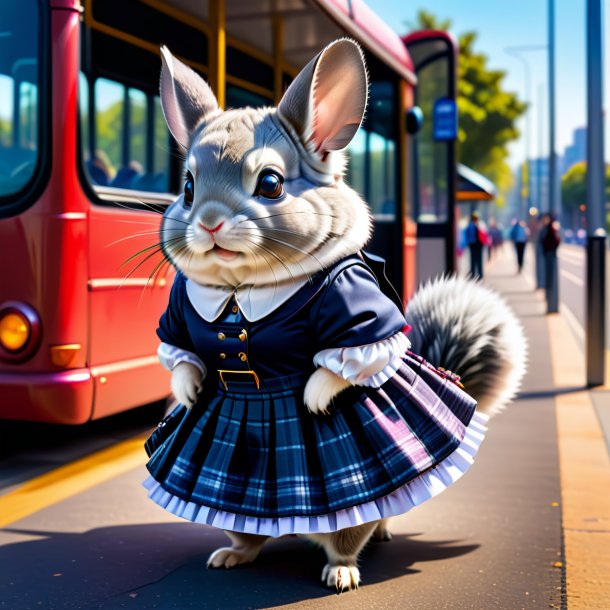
[144,353,487,536]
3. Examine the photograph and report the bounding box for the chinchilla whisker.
[241,237,292,286]
[109,198,165,216]
[245,242,281,299]
[120,247,170,288]
[121,236,184,267]
[238,226,315,241]
[258,234,324,275]
[249,237,315,285]
[236,210,337,225]
[106,228,184,247]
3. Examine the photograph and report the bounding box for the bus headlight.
[0,311,30,351]
[0,302,42,361]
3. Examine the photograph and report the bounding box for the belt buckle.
[218,369,261,390]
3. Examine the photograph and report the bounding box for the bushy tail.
[405,276,527,417]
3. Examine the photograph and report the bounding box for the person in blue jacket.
[509,219,530,273]
[464,212,485,279]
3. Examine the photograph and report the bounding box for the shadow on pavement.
[517,386,586,400]
[1,523,479,609]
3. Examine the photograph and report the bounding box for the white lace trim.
[313,331,411,388]
[143,411,488,537]
[157,343,207,377]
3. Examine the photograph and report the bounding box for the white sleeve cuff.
[157,343,207,378]
[313,331,411,388]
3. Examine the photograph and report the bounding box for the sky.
[372,0,608,170]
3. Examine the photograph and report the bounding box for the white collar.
[185,277,310,322]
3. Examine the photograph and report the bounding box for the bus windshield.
[0,0,42,200]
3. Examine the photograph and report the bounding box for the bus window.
[79,73,90,165]
[82,77,172,193]
[345,80,397,220]
[0,0,41,199]
[410,47,451,223]
[226,85,272,109]
[368,81,397,219]
[91,78,124,186]
[345,129,366,199]
[153,97,171,192]
[128,88,146,171]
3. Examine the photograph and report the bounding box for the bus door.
[403,31,458,284]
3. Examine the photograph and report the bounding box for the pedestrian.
[464,212,485,279]
[488,219,504,260]
[509,219,529,273]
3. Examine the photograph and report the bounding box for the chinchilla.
[153,39,525,590]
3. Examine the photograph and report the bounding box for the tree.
[561,161,610,230]
[408,11,527,204]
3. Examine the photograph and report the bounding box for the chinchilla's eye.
[255,171,284,201]
[184,174,194,207]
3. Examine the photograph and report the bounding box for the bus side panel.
[0,5,93,424]
[403,216,417,302]
[88,205,171,419]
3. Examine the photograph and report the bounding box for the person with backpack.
[509,219,530,273]
[464,212,486,279]
[539,213,561,311]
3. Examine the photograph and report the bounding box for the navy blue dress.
[144,255,487,537]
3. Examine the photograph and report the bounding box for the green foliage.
[561,161,587,211]
[561,161,610,210]
[409,11,527,205]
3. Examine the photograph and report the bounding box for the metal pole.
[504,50,531,217]
[586,0,607,386]
[536,83,545,288]
[547,0,559,313]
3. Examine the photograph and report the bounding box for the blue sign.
[433,98,458,141]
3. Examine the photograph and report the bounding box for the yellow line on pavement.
[547,313,610,609]
[0,436,148,528]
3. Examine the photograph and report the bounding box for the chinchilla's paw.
[371,520,392,542]
[171,362,204,408]
[207,547,257,569]
[321,563,361,592]
[304,368,352,415]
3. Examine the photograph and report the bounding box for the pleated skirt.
[144,353,487,537]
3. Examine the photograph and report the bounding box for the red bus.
[0,0,457,424]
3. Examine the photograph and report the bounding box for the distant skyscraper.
[562,127,587,173]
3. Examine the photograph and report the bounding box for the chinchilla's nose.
[197,201,230,232]
[199,221,224,235]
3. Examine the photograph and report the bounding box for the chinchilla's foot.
[371,518,392,542]
[206,531,268,569]
[207,547,258,569]
[321,563,361,591]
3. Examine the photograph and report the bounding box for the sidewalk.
[484,244,610,610]
[1,247,609,609]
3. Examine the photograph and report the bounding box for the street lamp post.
[585,0,606,386]
[546,0,559,313]
[505,45,546,288]
[505,48,532,219]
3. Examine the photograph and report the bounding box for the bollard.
[536,241,545,289]
[545,250,558,313]
[586,233,606,386]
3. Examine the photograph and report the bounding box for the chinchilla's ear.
[160,46,220,149]
[278,38,368,160]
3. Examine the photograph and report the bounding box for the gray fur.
[406,275,527,416]
[158,40,527,590]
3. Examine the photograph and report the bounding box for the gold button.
[217,332,225,341]
[219,353,226,359]
[231,305,239,314]
[238,330,247,342]
[238,352,247,362]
